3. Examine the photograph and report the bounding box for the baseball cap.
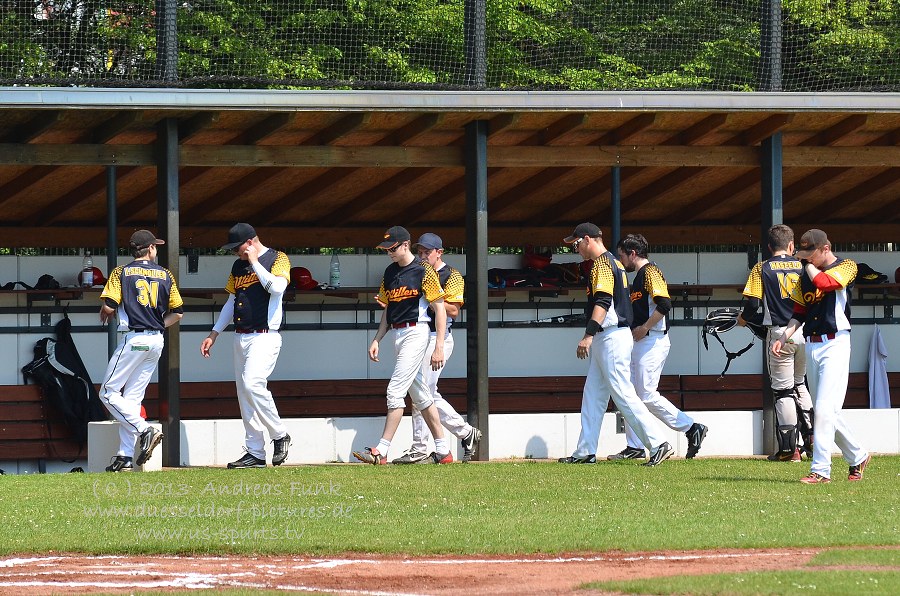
[129,229,165,251]
[563,222,602,244]
[412,232,443,251]
[376,226,410,250]
[794,229,829,259]
[222,223,257,250]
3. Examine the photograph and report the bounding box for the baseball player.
[391,233,482,464]
[99,230,183,472]
[353,226,453,465]
[738,224,814,462]
[558,223,673,466]
[200,223,292,469]
[772,229,871,483]
[609,234,708,461]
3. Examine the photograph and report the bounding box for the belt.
[648,329,668,335]
[236,328,269,334]
[391,321,417,329]
[806,333,836,343]
[128,328,161,334]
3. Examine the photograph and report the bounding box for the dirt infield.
[0,548,821,595]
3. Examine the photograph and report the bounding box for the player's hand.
[577,336,592,359]
[771,339,784,356]
[369,339,379,362]
[430,345,445,370]
[243,243,259,263]
[200,334,216,358]
[632,326,648,342]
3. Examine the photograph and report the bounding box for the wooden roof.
[2,89,900,248]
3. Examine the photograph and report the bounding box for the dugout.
[1,88,900,469]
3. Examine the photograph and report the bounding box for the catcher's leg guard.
[773,389,799,455]
[794,384,814,458]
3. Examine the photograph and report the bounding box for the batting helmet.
[77,267,106,287]
[290,267,319,291]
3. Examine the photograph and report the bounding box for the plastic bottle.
[81,251,94,287]
[329,252,341,288]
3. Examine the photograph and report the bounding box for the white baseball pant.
[233,331,287,459]
[410,332,471,453]
[385,324,433,411]
[805,331,868,479]
[574,326,666,458]
[100,330,164,458]
[624,331,693,449]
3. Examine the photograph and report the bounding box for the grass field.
[1,456,898,593]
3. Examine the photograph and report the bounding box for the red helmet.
[78,267,106,287]
[290,267,319,290]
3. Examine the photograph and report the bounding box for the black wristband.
[585,319,601,336]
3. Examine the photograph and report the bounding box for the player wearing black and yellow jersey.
[353,226,453,465]
[99,230,184,472]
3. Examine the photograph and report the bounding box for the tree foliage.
[1,0,899,90]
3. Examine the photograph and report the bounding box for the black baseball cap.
[794,229,829,259]
[412,232,443,251]
[129,229,165,251]
[222,223,257,250]
[376,226,411,250]
[563,222,602,244]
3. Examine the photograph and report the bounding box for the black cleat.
[685,423,708,459]
[558,454,597,464]
[391,450,430,464]
[135,427,163,466]
[607,446,646,461]
[105,455,133,472]
[461,428,482,462]
[227,452,266,469]
[272,433,291,466]
[644,442,674,467]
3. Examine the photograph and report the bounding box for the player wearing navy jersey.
[608,234,707,461]
[558,223,673,466]
[739,224,813,462]
[391,233,482,464]
[353,226,453,465]
[201,223,292,469]
[99,230,184,472]
[773,229,871,484]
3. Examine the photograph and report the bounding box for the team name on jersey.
[629,290,642,303]
[769,261,802,271]
[233,273,259,291]
[802,288,826,305]
[384,286,420,302]
[123,266,168,280]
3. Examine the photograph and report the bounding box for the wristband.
[585,319,601,336]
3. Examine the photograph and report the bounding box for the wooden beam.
[681,170,760,224]
[0,112,65,143]
[792,169,900,222]
[405,177,467,224]
[519,113,587,146]
[737,114,794,145]
[318,169,429,227]
[591,113,657,145]
[376,114,440,146]
[0,167,59,209]
[615,168,706,218]
[9,223,900,249]
[661,114,728,146]
[116,167,209,223]
[178,112,220,142]
[799,114,868,147]
[24,167,140,226]
[302,113,370,146]
[227,113,295,146]
[180,168,289,225]
[489,168,576,218]
[91,112,143,144]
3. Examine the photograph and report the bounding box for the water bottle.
[329,252,341,288]
[81,251,94,287]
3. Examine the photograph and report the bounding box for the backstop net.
[2,0,899,91]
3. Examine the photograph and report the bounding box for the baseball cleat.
[391,449,430,464]
[353,447,387,465]
[461,427,482,462]
[558,454,596,464]
[227,452,266,469]
[800,472,831,484]
[607,446,645,461]
[643,442,674,467]
[105,455,133,472]
[272,433,291,466]
[134,427,163,466]
[767,448,802,462]
[685,423,708,459]
[431,451,453,464]
[848,454,871,481]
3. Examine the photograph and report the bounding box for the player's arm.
[201,294,235,357]
[251,253,290,296]
[444,302,460,318]
[369,307,388,362]
[99,299,117,325]
[737,297,761,326]
[429,298,446,370]
[634,296,670,341]
[163,310,183,328]
[737,264,763,326]
[578,295,609,360]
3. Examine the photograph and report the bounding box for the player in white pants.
[558,223,673,466]
[201,223,292,469]
[392,233,481,464]
[608,234,707,461]
[773,229,870,484]
[99,230,183,472]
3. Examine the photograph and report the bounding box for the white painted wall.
[4,251,899,386]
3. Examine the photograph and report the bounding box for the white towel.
[868,324,891,409]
